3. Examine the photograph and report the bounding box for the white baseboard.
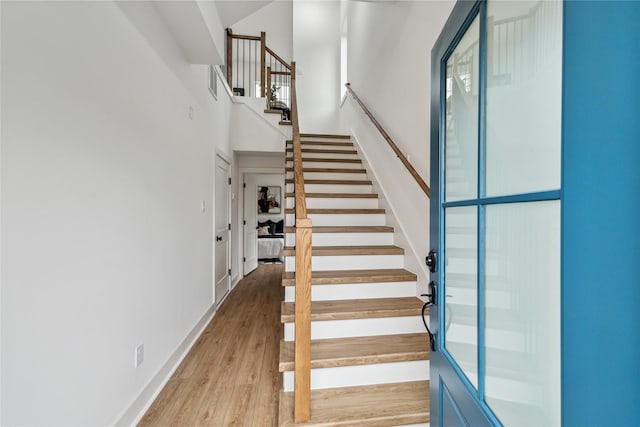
[114,303,217,426]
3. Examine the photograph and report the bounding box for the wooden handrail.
[291,62,312,423]
[344,83,431,198]
[266,46,292,70]
[229,34,261,41]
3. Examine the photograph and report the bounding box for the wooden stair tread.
[285,192,378,199]
[284,208,384,214]
[283,226,393,234]
[281,268,416,286]
[300,133,350,139]
[287,140,353,147]
[285,167,366,173]
[285,157,362,163]
[280,121,292,125]
[279,333,429,372]
[278,381,429,426]
[281,297,423,322]
[265,109,283,114]
[285,148,358,155]
[285,179,372,185]
[282,245,403,257]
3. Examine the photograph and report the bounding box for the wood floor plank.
[138,265,283,427]
[279,333,429,371]
[281,268,416,286]
[281,297,424,322]
[278,381,430,426]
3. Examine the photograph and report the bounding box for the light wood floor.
[139,264,284,426]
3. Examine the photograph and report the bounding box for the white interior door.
[214,156,230,305]
[243,175,258,275]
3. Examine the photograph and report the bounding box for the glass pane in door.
[484,201,560,426]
[485,0,563,196]
[444,206,478,388]
[445,16,479,202]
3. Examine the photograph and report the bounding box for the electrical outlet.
[135,344,144,368]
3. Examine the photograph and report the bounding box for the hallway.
[139,265,283,426]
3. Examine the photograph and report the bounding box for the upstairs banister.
[226,28,293,112]
[344,83,431,198]
[290,62,312,423]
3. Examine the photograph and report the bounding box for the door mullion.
[477,0,488,403]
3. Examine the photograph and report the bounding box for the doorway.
[243,173,285,275]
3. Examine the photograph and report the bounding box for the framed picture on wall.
[257,186,281,214]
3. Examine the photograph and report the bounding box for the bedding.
[257,219,285,262]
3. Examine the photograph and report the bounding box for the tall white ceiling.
[214,1,275,28]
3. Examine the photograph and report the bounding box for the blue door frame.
[430,1,640,425]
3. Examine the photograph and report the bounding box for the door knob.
[216,236,222,242]
[425,250,437,273]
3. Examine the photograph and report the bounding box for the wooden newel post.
[266,67,272,109]
[226,28,233,89]
[294,218,312,423]
[260,31,266,98]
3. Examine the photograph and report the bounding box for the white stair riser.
[287,161,363,169]
[286,213,385,227]
[283,281,418,302]
[289,151,359,160]
[285,232,393,247]
[286,183,373,194]
[307,198,378,209]
[284,316,425,341]
[300,137,351,143]
[282,360,429,391]
[285,254,403,271]
[286,171,369,181]
[286,197,379,209]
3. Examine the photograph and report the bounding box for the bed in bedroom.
[257,219,284,263]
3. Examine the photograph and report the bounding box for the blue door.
[429,1,563,425]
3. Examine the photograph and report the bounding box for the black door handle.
[216,236,222,242]
[425,250,437,273]
[421,281,437,351]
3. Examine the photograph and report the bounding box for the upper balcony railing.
[226,28,292,118]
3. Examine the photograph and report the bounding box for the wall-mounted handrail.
[344,83,431,198]
[290,62,312,423]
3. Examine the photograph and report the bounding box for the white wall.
[340,0,454,294]
[1,2,232,425]
[344,0,454,178]
[293,0,342,132]
[231,0,293,63]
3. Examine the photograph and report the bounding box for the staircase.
[279,133,430,426]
